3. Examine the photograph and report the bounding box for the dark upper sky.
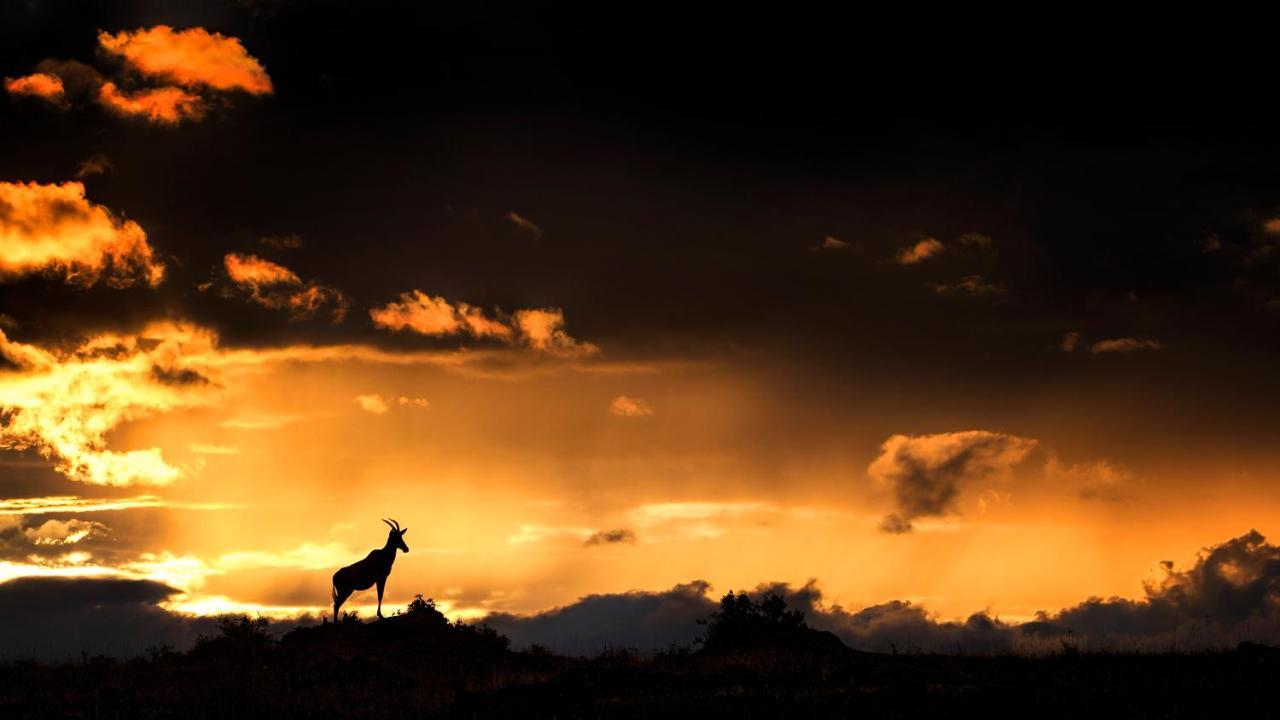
[5,3,1278,397]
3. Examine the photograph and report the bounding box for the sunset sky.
[3,3,1280,657]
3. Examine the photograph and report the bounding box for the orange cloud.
[0,495,233,515]
[352,393,429,414]
[224,253,299,286]
[0,181,165,287]
[1089,337,1161,354]
[370,291,515,340]
[4,72,65,103]
[895,237,944,265]
[371,293,600,356]
[514,309,600,358]
[353,394,389,415]
[609,395,653,417]
[97,81,204,124]
[97,26,273,95]
[0,322,224,486]
[222,253,347,322]
[1060,331,1081,352]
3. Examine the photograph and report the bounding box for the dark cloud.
[477,532,1280,655]
[0,577,206,660]
[0,513,161,567]
[958,233,994,251]
[481,580,715,655]
[932,275,1005,297]
[506,211,543,239]
[583,528,636,546]
[868,432,1037,533]
[150,364,213,386]
[876,514,913,535]
[74,152,111,179]
[804,598,1017,655]
[260,234,302,250]
[808,531,1280,651]
[31,59,104,100]
[476,578,1022,655]
[1025,530,1280,645]
[0,576,318,661]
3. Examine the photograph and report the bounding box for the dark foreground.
[1,608,1278,719]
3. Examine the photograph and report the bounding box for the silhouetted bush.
[191,614,273,662]
[700,591,807,653]
[215,615,271,643]
[404,594,450,628]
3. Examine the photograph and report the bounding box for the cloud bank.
[484,530,1280,655]
[1,531,1276,659]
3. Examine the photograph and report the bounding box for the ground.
[1,606,1277,718]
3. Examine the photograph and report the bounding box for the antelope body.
[332,518,408,621]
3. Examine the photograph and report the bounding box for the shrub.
[699,591,807,653]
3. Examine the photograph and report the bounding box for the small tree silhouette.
[193,614,274,661]
[406,594,436,615]
[699,590,807,652]
[215,615,271,643]
[404,594,450,628]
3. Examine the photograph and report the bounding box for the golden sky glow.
[5,314,1278,623]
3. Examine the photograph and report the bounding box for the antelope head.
[383,518,409,552]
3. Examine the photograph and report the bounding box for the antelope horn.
[382,518,395,530]
[390,518,401,531]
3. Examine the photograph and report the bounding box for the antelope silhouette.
[332,518,409,621]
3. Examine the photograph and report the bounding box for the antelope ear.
[400,528,408,535]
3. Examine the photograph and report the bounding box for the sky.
[3,2,1280,658]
